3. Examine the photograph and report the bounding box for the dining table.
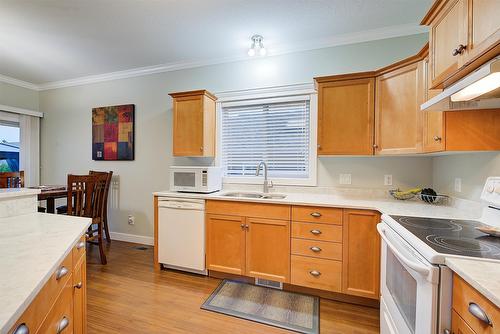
[31,186,68,214]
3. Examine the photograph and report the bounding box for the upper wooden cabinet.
[169,90,216,157]
[315,75,375,155]
[422,0,500,88]
[375,59,424,155]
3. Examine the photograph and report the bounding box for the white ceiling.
[0,0,432,87]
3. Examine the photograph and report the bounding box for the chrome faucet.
[255,161,273,193]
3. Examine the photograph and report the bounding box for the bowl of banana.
[389,188,449,205]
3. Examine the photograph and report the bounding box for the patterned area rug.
[201,280,319,334]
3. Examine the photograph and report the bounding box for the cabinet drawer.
[291,255,342,292]
[38,279,74,334]
[206,200,290,220]
[291,238,342,260]
[452,274,499,334]
[292,206,342,224]
[9,251,73,334]
[292,222,342,242]
[72,236,86,268]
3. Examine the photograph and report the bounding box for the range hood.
[421,56,500,111]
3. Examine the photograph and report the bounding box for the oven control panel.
[481,177,500,206]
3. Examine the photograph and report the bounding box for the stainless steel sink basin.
[221,192,287,200]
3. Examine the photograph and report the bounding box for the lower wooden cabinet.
[291,255,342,292]
[342,210,381,299]
[206,214,246,275]
[452,310,476,334]
[9,235,87,334]
[205,203,291,282]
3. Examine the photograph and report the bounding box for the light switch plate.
[384,175,393,186]
[454,178,462,192]
[339,174,352,185]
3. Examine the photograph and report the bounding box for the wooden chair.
[89,171,113,243]
[0,171,46,212]
[0,171,24,188]
[67,173,109,264]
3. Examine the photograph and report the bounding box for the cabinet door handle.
[310,212,322,217]
[76,241,85,249]
[373,144,378,149]
[310,229,322,235]
[310,246,322,252]
[468,302,492,326]
[13,323,29,334]
[56,316,69,334]
[452,44,467,56]
[240,223,245,228]
[74,282,83,289]
[55,266,69,280]
[433,136,442,142]
[245,224,249,229]
[309,270,321,277]
[200,146,204,151]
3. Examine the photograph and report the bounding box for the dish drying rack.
[389,189,450,205]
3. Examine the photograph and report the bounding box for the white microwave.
[169,166,222,193]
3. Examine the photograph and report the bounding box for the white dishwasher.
[157,197,207,275]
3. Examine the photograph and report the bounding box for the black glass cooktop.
[390,215,500,260]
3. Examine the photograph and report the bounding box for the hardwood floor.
[86,240,380,334]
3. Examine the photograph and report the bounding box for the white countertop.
[0,188,40,199]
[446,257,500,308]
[154,189,500,306]
[0,213,91,334]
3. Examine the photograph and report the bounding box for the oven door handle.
[377,224,431,276]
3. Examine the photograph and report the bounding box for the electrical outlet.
[339,174,352,185]
[128,215,135,225]
[454,178,462,192]
[384,175,393,186]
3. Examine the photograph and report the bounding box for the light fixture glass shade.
[451,72,500,102]
[247,48,256,57]
[259,47,267,56]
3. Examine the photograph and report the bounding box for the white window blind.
[221,96,311,179]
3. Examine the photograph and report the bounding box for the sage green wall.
[0,82,39,111]
[39,34,437,239]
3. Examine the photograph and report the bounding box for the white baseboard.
[109,232,154,246]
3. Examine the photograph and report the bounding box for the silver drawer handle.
[310,212,322,217]
[310,229,322,235]
[13,323,29,334]
[55,266,69,280]
[309,270,321,277]
[310,246,322,252]
[76,241,85,249]
[468,302,492,326]
[74,282,82,289]
[56,316,69,334]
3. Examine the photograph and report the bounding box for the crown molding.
[0,23,428,91]
[0,74,39,91]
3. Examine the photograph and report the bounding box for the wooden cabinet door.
[246,217,290,282]
[317,78,375,155]
[429,0,468,88]
[73,256,87,334]
[173,95,204,156]
[206,214,246,275]
[422,57,445,153]
[342,210,381,299]
[375,61,424,155]
[451,310,476,334]
[464,0,500,63]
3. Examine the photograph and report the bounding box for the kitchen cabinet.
[206,201,291,282]
[315,75,375,155]
[169,90,216,157]
[375,59,424,155]
[452,274,499,334]
[422,0,500,88]
[342,210,380,300]
[9,235,87,334]
[206,214,246,275]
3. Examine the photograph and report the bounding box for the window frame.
[216,84,317,186]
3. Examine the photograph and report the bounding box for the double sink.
[220,192,287,200]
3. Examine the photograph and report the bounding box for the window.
[219,89,317,186]
[0,120,20,172]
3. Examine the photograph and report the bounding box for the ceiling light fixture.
[248,35,266,57]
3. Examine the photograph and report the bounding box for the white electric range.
[378,177,500,334]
